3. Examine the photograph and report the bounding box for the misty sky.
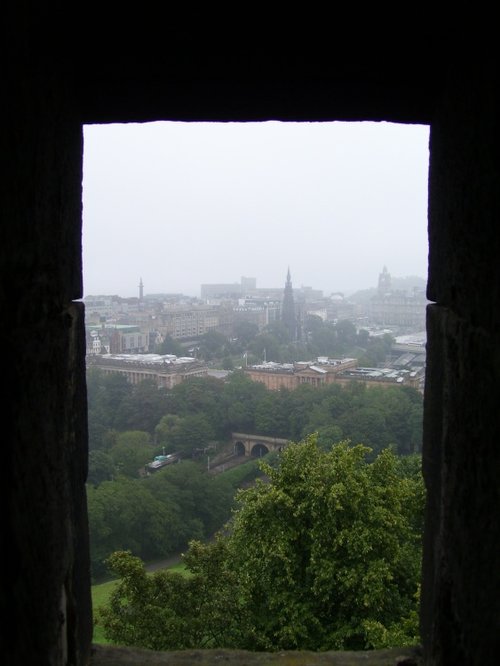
[82,120,430,299]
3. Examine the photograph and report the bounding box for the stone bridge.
[231,432,289,458]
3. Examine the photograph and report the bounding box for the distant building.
[392,332,427,359]
[232,295,282,330]
[378,265,392,295]
[325,293,362,322]
[305,306,328,321]
[245,355,422,391]
[245,357,358,390]
[86,353,208,389]
[85,329,111,355]
[334,366,423,390]
[86,324,148,354]
[390,332,427,392]
[201,276,257,301]
[83,295,142,324]
[201,282,243,301]
[296,285,324,301]
[368,266,428,330]
[157,305,232,339]
[240,276,257,291]
[83,295,123,322]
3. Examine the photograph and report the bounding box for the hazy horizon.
[82,120,430,299]
[82,271,428,301]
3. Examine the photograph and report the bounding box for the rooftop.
[247,358,357,373]
[339,366,421,383]
[97,353,197,366]
[394,332,427,346]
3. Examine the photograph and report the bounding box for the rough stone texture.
[422,47,500,664]
[90,645,422,666]
[2,12,92,666]
[422,306,500,664]
[427,56,500,330]
[2,12,499,666]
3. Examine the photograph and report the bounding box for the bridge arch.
[251,443,269,457]
[231,432,289,457]
[234,440,246,456]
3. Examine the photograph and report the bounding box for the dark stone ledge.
[91,644,423,666]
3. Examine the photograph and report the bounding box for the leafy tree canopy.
[154,413,215,456]
[232,320,259,348]
[109,431,154,478]
[197,330,229,361]
[156,334,185,356]
[88,460,237,579]
[99,436,424,652]
[87,450,115,486]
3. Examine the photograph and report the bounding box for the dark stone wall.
[1,15,92,665]
[2,13,499,666]
[422,54,500,664]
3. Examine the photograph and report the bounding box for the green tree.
[335,318,357,349]
[222,370,267,433]
[156,334,185,356]
[338,406,390,456]
[154,413,181,449]
[232,320,259,349]
[303,314,324,334]
[168,376,225,435]
[109,431,154,478]
[154,411,216,456]
[223,437,422,650]
[262,320,289,344]
[87,459,238,580]
[249,331,282,362]
[87,477,183,577]
[146,461,235,539]
[198,330,228,361]
[358,333,395,366]
[113,379,170,433]
[87,450,115,486]
[86,369,133,449]
[307,322,339,357]
[98,544,251,649]
[254,391,289,437]
[357,328,370,347]
[99,436,424,651]
[314,424,343,450]
[98,373,133,425]
[287,384,319,439]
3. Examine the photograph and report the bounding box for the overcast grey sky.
[82,120,430,299]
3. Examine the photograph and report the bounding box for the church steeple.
[282,267,297,341]
[139,277,144,301]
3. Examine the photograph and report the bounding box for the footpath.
[144,553,183,572]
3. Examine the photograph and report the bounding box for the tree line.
[86,368,423,579]
[87,456,266,579]
[87,368,423,479]
[158,316,396,368]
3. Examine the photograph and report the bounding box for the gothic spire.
[282,267,297,341]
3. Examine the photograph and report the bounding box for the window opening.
[82,120,430,652]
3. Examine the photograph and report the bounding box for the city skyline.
[82,120,430,298]
[83,266,427,301]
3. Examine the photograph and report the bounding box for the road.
[145,553,183,572]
